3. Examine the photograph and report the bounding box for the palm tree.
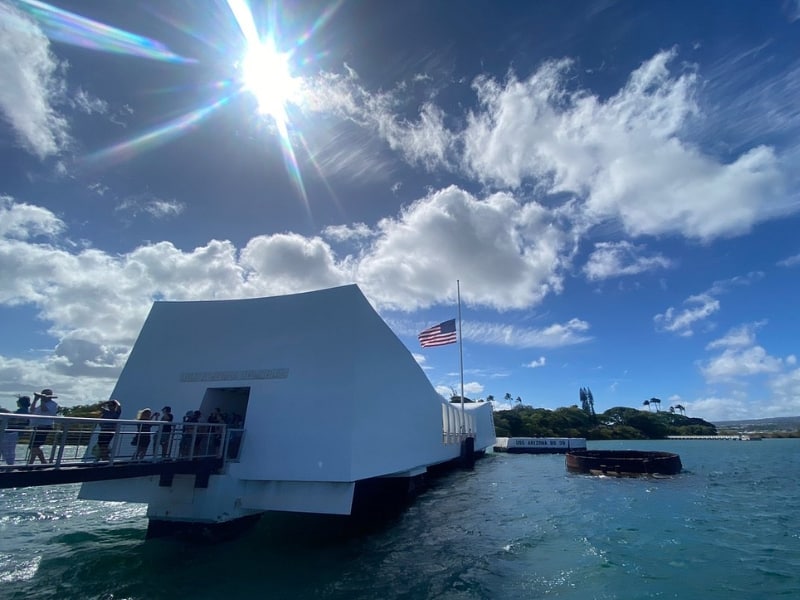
[643,399,651,411]
[650,397,661,412]
[504,392,512,404]
[515,396,522,405]
[674,404,686,416]
[486,394,495,403]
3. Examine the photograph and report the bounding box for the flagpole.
[457,280,465,431]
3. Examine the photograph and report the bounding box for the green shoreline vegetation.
[492,404,717,440]
[454,389,800,439]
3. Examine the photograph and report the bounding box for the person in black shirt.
[158,406,174,458]
[97,399,121,460]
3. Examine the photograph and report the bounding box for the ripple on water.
[1,441,800,599]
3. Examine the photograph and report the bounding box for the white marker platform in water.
[494,437,587,454]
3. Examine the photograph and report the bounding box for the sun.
[240,37,298,124]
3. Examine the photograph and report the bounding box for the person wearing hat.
[28,389,59,464]
[158,406,174,458]
[96,399,122,460]
[0,396,30,465]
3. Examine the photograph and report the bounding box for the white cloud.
[687,395,753,422]
[768,367,800,415]
[654,293,719,337]
[300,50,794,243]
[700,345,783,382]
[789,0,800,22]
[72,87,108,115]
[0,196,65,241]
[116,194,185,220]
[463,381,484,396]
[655,272,764,337]
[466,318,590,349]
[323,222,374,242]
[433,382,485,402]
[239,233,352,296]
[458,51,792,240]
[0,3,69,158]
[302,71,454,171]
[88,182,110,196]
[700,324,783,382]
[584,241,672,281]
[777,252,800,267]
[412,353,427,370]
[0,194,592,403]
[358,185,576,311]
[705,322,760,350]
[524,356,546,368]
[0,353,116,409]
[707,271,764,295]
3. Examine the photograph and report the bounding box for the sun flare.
[240,38,297,123]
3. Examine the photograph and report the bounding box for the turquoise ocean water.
[1,439,799,599]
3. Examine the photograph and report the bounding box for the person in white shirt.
[28,388,59,464]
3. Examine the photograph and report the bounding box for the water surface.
[1,439,798,599]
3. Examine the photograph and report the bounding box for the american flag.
[418,319,457,347]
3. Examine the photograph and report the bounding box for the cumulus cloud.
[358,186,576,311]
[305,49,794,243]
[769,367,800,415]
[0,2,69,158]
[583,241,672,281]
[687,395,753,422]
[0,193,592,400]
[461,50,790,240]
[240,233,352,295]
[700,323,783,382]
[701,345,783,382]
[0,196,64,240]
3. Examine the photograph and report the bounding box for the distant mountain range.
[713,415,800,432]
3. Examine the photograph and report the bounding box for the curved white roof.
[112,285,494,485]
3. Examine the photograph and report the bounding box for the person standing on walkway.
[28,389,59,464]
[132,408,157,460]
[96,399,122,460]
[158,406,174,458]
[1,396,30,465]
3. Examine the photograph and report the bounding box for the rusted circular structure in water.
[565,450,682,476]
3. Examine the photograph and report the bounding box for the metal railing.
[0,413,244,470]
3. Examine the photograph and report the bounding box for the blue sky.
[1,0,799,422]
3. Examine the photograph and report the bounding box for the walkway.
[0,413,241,489]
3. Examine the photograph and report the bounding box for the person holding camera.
[28,389,58,464]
